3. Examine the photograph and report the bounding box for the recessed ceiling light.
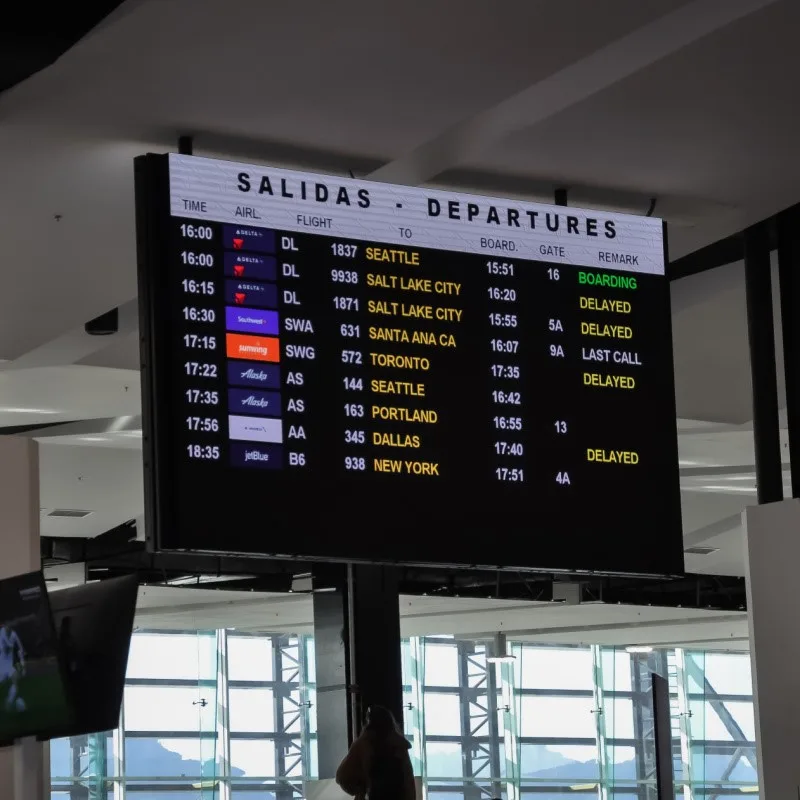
[47,509,93,518]
[684,546,719,555]
[0,407,60,414]
[625,645,654,654]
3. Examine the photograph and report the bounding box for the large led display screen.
[135,153,682,575]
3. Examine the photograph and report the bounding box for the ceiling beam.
[683,514,743,549]
[0,298,138,371]
[13,415,141,439]
[0,1,128,94]
[369,0,782,186]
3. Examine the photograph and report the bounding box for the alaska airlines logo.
[241,395,271,408]
[241,369,269,381]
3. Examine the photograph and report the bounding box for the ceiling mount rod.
[178,135,193,155]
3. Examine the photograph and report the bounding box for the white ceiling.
[132,590,751,652]
[42,565,748,651]
[2,0,798,601]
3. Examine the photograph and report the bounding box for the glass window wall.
[49,631,755,800]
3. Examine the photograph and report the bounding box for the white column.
[0,438,47,799]
[744,498,800,800]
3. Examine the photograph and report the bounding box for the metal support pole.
[744,222,783,504]
[346,563,359,744]
[178,135,193,155]
[777,206,800,497]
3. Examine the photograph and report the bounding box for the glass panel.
[125,736,218,777]
[305,636,316,683]
[600,649,632,692]
[690,745,757,782]
[230,792,278,800]
[519,743,599,779]
[230,738,277,777]
[228,636,274,682]
[124,686,217,732]
[517,647,594,690]
[605,744,637,781]
[125,793,214,800]
[425,741,463,777]
[308,687,318,735]
[229,687,276,733]
[519,695,596,738]
[689,699,755,740]
[603,696,635,739]
[424,643,460,687]
[423,693,462,736]
[687,652,752,696]
[127,633,216,680]
[49,737,72,779]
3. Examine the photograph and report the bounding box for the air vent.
[684,546,719,555]
[47,509,93,518]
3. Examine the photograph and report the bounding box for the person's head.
[364,704,400,736]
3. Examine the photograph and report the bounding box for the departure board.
[135,153,682,576]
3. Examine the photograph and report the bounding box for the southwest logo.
[233,238,244,250]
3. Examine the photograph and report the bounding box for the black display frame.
[136,152,683,577]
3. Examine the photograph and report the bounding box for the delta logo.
[234,292,246,305]
[234,264,245,277]
[233,237,244,250]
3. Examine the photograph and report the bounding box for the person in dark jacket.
[335,705,416,800]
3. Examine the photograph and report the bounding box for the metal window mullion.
[501,643,520,800]
[591,646,609,800]
[115,647,127,800]
[407,636,426,779]
[673,649,695,800]
[217,628,232,800]
[298,634,312,780]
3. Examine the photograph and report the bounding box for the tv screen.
[45,574,138,740]
[0,571,72,745]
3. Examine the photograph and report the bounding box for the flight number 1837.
[332,243,358,258]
